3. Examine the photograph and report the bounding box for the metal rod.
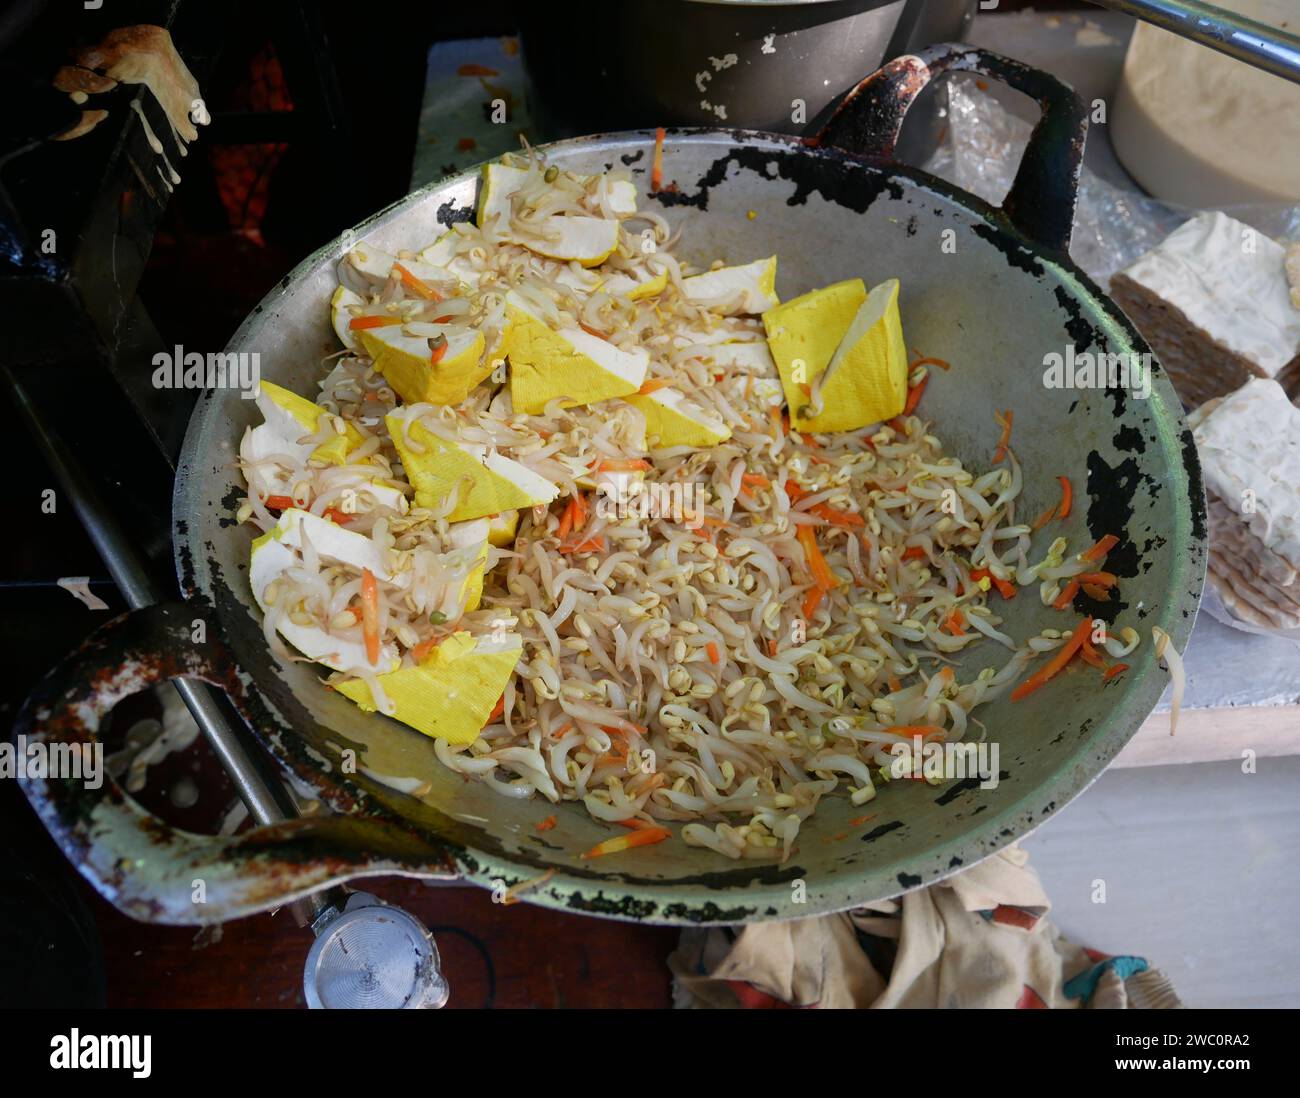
[1087,0,1300,84]
[5,364,333,924]
[3,363,333,921]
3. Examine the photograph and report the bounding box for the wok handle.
[15,602,459,925]
[818,42,1087,254]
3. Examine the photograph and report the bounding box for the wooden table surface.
[91,878,680,1009]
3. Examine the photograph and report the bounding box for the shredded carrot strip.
[901,546,928,561]
[1102,663,1129,682]
[360,568,380,666]
[578,322,607,339]
[970,567,1016,599]
[262,494,306,511]
[651,126,665,191]
[536,815,558,832]
[706,641,720,665]
[902,373,929,416]
[767,638,778,657]
[410,635,441,663]
[911,355,951,371]
[849,814,878,827]
[742,473,770,489]
[556,497,576,541]
[1053,580,1080,610]
[1078,637,1106,669]
[393,263,443,301]
[348,315,401,330]
[942,609,966,636]
[1031,502,1058,531]
[1011,617,1091,701]
[801,585,826,620]
[796,525,839,590]
[429,337,448,364]
[886,675,903,693]
[885,725,944,737]
[811,504,864,528]
[559,536,605,554]
[783,479,807,502]
[1056,475,1073,520]
[1081,582,1111,602]
[637,378,673,395]
[595,458,652,473]
[1075,571,1117,587]
[992,409,1014,462]
[1081,533,1119,561]
[581,826,671,859]
[487,694,506,722]
[617,818,657,831]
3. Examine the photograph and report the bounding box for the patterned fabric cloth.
[669,847,1182,1009]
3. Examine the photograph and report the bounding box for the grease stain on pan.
[1180,428,1208,541]
[860,820,904,842]
[651,144,904,213]
[436,199,473,227]
[564,890,660,921]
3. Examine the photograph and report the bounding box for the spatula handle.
[15,602,460,925]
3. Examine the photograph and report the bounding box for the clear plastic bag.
[922,79,1300,286]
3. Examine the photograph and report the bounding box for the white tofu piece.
[1111,211,1300,407]
[1190,379,1300,630]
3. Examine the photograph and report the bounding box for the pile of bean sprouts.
[236,147,1146,860]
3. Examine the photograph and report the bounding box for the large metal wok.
[18,45,1205,926]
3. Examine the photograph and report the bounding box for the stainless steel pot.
[17,45,1205,927]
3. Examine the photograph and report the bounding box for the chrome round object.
[304,893,449,1010]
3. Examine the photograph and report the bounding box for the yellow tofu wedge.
[250,508,401,673]
[487,510,520,547]
[447,518,491,612]
[255,380,364,466]
[695,340,776,375]
[762,278,867,431]
[682,256,779,314]
[415,234,483,291]
[800,279,909,432]
[343,242,398,283]
[505,303,649,414]
[335,632,521,745]
[479,162,637,219]
[600,267,669,302]
[477,163,621,266]
[386,412,558,521]
[331,285,365,351]
[358,324,490,406]
[626,387,731,449]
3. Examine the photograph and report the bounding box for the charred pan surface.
[13,603,458,925]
